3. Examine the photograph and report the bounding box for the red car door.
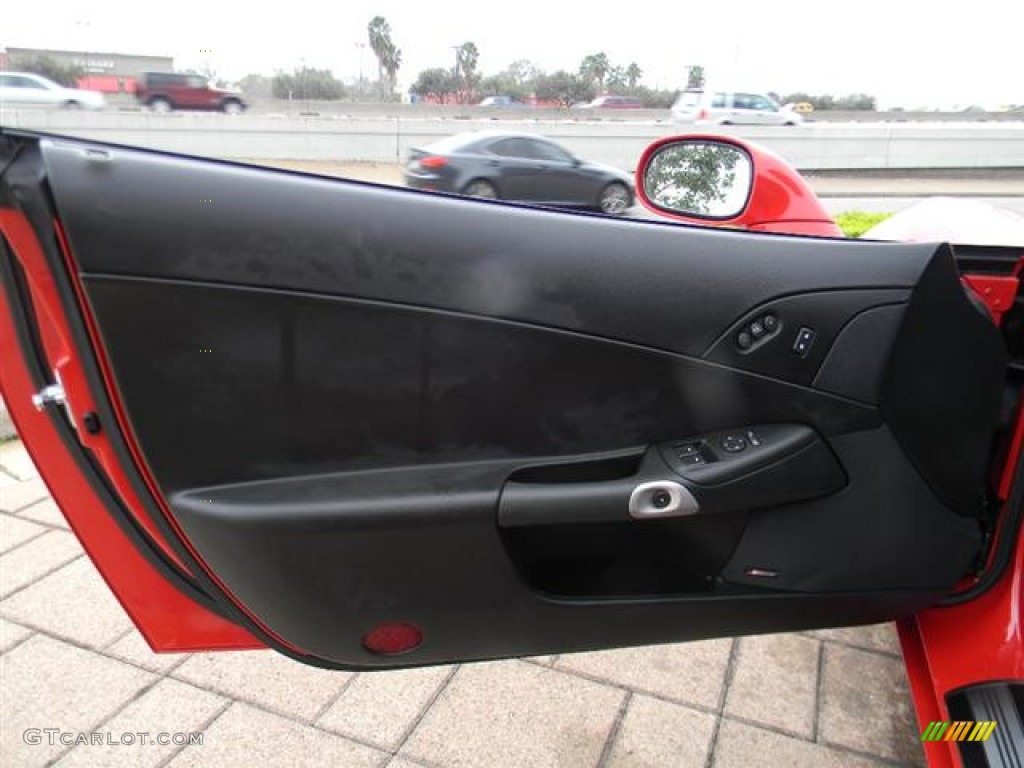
[0,126,1020,728]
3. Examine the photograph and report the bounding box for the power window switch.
[680,453,705,466]
[675,442,701,458]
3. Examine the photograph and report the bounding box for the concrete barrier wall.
[95,94,1024,122]
[4,109,1024,171]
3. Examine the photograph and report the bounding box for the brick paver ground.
[0,439,926,767]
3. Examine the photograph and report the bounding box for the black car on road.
[403,131,634,214]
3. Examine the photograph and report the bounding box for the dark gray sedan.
[403,131,634,214]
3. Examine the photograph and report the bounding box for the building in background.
[2,47,173,93]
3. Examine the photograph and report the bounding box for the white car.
[0,72,106,110]
[671,89,801,126]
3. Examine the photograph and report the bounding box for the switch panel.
[704,288,911,387]
[654,424,846,517]
[735,312,780,352]
[658,424,820,485]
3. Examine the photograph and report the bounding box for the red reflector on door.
[362,623,423,655]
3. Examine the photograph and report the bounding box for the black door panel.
[81,275,883,492]
[43,140,935,359]
[2,134,1006,669]
[722,426,981,592]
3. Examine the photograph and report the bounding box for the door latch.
[31,370,77,432]
[32,383,66,411]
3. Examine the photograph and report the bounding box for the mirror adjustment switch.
[793,327,816,357]
[720,434,747,453]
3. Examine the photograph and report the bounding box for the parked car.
[0,127,1021,768]
[672,89,802,125]
[403,130,634,214]
[574,95,644,110]
[0,72,105,110]
[477,95,524,108]
[134,72,246,114]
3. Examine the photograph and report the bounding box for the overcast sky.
[4,0,1022,108]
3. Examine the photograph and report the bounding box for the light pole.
[450,45,461,103]
[354,42,366,99]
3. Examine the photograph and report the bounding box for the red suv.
[135,72,246,114]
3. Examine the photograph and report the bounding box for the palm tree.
[625,63,643,89]
[687,65,706,90]
[579,53,610,90]
[367,16,393,97]
[382,42,402,95]
[456,42,480,102]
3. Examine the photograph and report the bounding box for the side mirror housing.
[636,135,842,237]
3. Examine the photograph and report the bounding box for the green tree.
[238,74,273,99]
[272,67,346,100]
[686,65,705,89]
[477,60,541,103]
[506,59,540,86]
[606,65,627,91]
[579,53,611,90]
[10,54,83,87]
[835,93,876,110]
[619,85,677,109]
[410,68,460,104]
[535,70,594,108]
[478,74,528,102]
[781,91,813,105]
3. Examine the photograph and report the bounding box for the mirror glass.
[643,141,753,218]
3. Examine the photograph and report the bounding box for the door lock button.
[793,327,816,357]
[720,434,747,453]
